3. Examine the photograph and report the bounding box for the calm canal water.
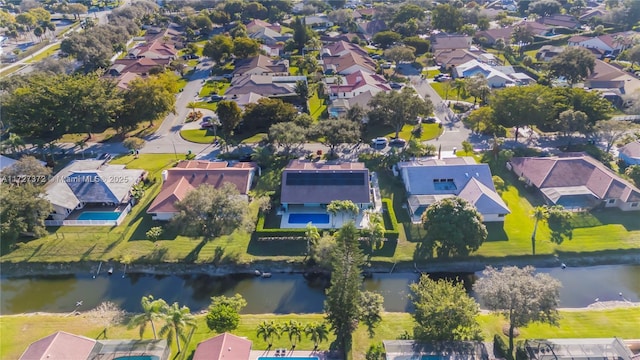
[1,265,639,315]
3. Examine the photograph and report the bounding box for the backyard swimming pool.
[288,213,330,224]
[77,211,121,221]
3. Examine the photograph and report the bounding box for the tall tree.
[324,222,366,354]
[364,213,385,259]
[410,275,481,340]
[282,320,303,349]
[548,47,596,85]
[491,85,552,143]
[242,98,298,131]
[0,156,50,186]
[128,295,168,339]
[294,80,310,112]
[594,119,634,152]
[0,182,51,243]
[511,25,534,56]
[216,100,242,136]
[368,87,433,139]
[268,122,307,153]
[314,119,361,155]
[159,302,196,354]
[403,36,430,56]
[123,74,176,128]
[529,0,562,16]
[372,31,402,49]
[530,206,549,255]
[291,16,312,53]
[206,294,247,333]
[474,266,561,355]
[256,321,281,349]
[233,37,261,58]
[304,322,329,350]
[421,197,488,258]
[384,46,416,75]
[203,35,234,63]
[432,4,464,33]
[171,183,249,239]
[359,291,384,338]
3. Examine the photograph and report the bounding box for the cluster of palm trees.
[256,320,329,351]
[129,295,196,354]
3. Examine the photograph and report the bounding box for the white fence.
[45,203,132,227]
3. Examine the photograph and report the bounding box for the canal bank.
[2,250,640,277]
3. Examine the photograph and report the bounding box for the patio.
[279,205,372,229]
[249,349,334,360]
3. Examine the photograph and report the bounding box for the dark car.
[211,94,224,102]
[389,82,402,89]
[423,116,441,124]
[389,138,407,147]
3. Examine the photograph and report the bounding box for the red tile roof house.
[192,333,252,360]
[568,32,636,54]
[147,160,257,221]
[509,153,640,211]
[20,331,170,360]
[128,39,178,60]
[619,141,640,166]
[320,41,377,75]
[328,70,391,100]
[279,160,373,229]
[246,19,282,34]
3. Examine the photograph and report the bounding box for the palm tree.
[304,322,329,351]
[531,206,549,255]
[305,223,320,257]
[453,78,467,102]
[256,321,280,349]
[128,295,168,340]
[159,302,196,354]
[282,320,303,350]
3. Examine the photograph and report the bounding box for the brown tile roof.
[281,160,371,204]
[233,55,289,76]
[430,34,472,51]
[329,70,390,93]
[434,49,482,67]
[537,14,579,28]
[322,52,377,74]
[130,39,177,59]
[226,75,297,98]
[193,333,252,360]
[510,154,640,203]
[323,41,369,57]
[147,161,256,214]
[108,58,171,76]
[246,19,281,33]
[20,331,96,360]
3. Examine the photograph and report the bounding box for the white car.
[371,137,389,147]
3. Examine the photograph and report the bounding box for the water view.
[1,265,638,315]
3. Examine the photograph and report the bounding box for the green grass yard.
[430,82,475,103]
[179,129,218,144]
[309,91,327,121]
[198,80,230,98]
[365,123,443,142]
[2,308,638,360]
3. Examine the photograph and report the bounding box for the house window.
[607,199,615,204]
[498,214,506,217]
[631,203,639,207]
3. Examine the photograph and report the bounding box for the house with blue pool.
[20,331,169,360]
[279,160,377,229]
[43,159,146,225]
[397,157,509,223]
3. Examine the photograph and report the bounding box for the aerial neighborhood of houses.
[2,0,640,359]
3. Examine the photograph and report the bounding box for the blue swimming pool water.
[77,211,121,220]
[259,357,319,360]
[288,213,330,224]
[114,356,159,360]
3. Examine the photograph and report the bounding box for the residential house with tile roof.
[619,141,640,166]
[430,34,472,51]
[193,333,252,360]
[586,59,640,94]
[20,332,169,360]
[320,41,377,75]
[248,26,291,46]
[568,32,636,54]
[43,159,146,221]
[397,157,510,222]
[128,39,177,59]
[434,48,485,69]
[246,19,281,33]
[475,22,553,45]
[357,19,388,40]
[147,160,257,221]
[225,75,306,100]
[232,55,289,77]
[304,14,333,29]
[107,58,172,77]
[328,70,391,99]
[509,153,640,211]
[328,90,376,120]
[453,59,515,88]
[537,14,580,29]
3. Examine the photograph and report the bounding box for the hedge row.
[381,198,400,241]
[493,334,514,360]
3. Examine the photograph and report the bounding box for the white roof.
[455,59,514,84]
[0,155,47,171]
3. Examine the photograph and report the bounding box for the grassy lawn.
[198,80,229,98]
[24,44,61,63]
[309,91,327,121]
[193,101,219,112]
[424,69,441,78]
[430,82,475,103]
[3,308,639,360]
[179,129,218,144]
[239,132,267,144]
[365,123,443,142]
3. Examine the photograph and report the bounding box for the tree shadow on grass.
[370,239,398,257]
[413,241,434,261]
[403,222,425,243]
[590,208,640,231]
[139,247,168,262]
[247,236,307,257]
[183,239,207,263]
[485,222,509,242]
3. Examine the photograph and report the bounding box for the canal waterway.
[1,265,638,315]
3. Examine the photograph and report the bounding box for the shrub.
[146,226,163,241]
[366,343,386,360]
[381,198,399,241]
[493,175,506,192]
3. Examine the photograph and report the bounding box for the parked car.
[371,137,389,147]
[222,73,233,79]
[381,62,392,69]
[389,138,407,148]
[434,74,451,82]
[423,116,441,124]
[211,94,224,102]
[371,54,382,60]
[389,82,402,89]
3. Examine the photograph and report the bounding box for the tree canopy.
[421,197,487,258]
[242,98,298,132]
[368,87,433,139]
[314,119,361,154]
[410,275,481,340]
[172,183,249,239]
[0,182,52,243]
[474,266,561,354]
[206,294,247,333]
[268,122,307,153]
[432,4,464,33]
[548,47,596,85]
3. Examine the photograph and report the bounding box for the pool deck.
[280,206,370,229]
[249,349,331,360]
